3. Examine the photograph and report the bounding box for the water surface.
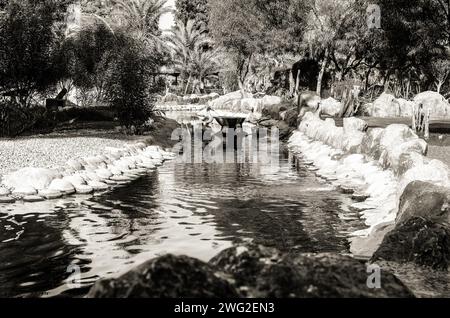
[0,148,362,297]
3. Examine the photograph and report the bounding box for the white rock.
[88,181,109,191]
[23,195,44,202]
[397,98,415,117]
[343,117,368,132]
[63,175,86,187]
[12,186,37,197]
[398,159,450,196]
[0,197,15,203]
[0,187,10,196]
[48,179,76,194]
[414,91,450,119]
[370,93,401,117]
[96,168,113,179]
[75,185,94,194]
[4,167,60,191]
[39,189,63,199]
[320,97,342,117]
[107,165,123,176]
[262,95,282,107]
[66,159,84,171]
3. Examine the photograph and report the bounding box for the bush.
[104,31,164,128]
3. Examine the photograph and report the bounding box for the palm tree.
[167,20,221,94]
[113,0,171,38]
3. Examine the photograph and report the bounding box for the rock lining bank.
[0,142,175,204]
[288,112,450,263]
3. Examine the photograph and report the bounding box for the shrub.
[104,31,164,128]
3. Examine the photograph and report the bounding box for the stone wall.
[288,112,450,262]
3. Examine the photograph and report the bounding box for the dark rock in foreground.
[396,181,450,225]
[373,181,450,271]
[87,254,239,298]
[87,245,414,298]
[210,245,414,298]
[372,217,450,271]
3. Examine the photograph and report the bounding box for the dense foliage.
[208,0,450,98]
[0,0,167,136]
[175,0,208,28]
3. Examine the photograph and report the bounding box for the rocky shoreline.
[0,119,179,205]
[0,142,176,204]
[287,111,450,270]
[87,244,414,298]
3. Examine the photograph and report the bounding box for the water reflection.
[0,150,365,298]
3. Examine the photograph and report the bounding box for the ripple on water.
[0,151,378,297]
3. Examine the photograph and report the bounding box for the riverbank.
[0,118,179,176]
[287,112,450,265]
[0,118,179,203]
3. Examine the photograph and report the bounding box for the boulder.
[373,181,450,270]
[414,91,450,119]
[379,138,428,174]
[75,185,94,194]
[342,131,366,154]
[372,217,450,270]
[398,159,450,195]
[350,222,395,259]
[320,97,343,117]
[23,195,44,202]
[262,104,288,120]
[0,187,10,196]
[370,93,401,117]
[66,159,85,171]
[48,179,75,194]
[397,98,415,117]
[87,181,109,191]
[96,168,113,179]
[241,98,262,113]
[378,124,421,170]
[343,117,368,132]
[361,128,384,159]
[210,245,413,298]
[12,186,37,197]
[396,181,450,226]
[0,197,15,204]
[63,175,86,187]
[284,109,300,128]
[3,168,60,191]
[208,91,251,110]
[299,91,321,110]
[39,189,63,199]
[87,254,239,298]
[262,95,282,107]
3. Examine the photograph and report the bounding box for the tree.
[430,58,450,93]
[57,23,117,106]
[208,0,265,95]
[0,0,71,107]
[105,31,164,128]
[113,0,171,41]
[175,0,209,28]
[167,19,220,93]
[208,0,308,95]
[373,0,450,95]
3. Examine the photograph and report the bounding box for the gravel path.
[0,129,143,177]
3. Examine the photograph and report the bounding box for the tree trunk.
[436,80,443,94]
[238,78,245,98]
[289,70,295,96]
[316,48,329,97]
[184,74,192,95]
